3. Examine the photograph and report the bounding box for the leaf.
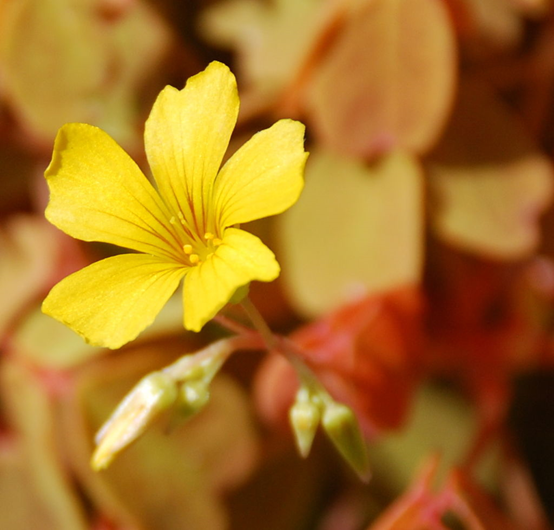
[305,0,456,158]
[0,215,97,369]
[446,470,520,530]
[199,0,328,102]
[514,0,550,14]
[370,384,495,493]
[279,148,424,317]
[0,358,88,530]
[500,446,551,528]
[12,290,185,370]
[0,216,62,339]
[445,0,549,53]
[446,0,524,53]
[12,308,104,368]
[0,0,171,144]
[428,80,554,260]
[366,456,442,530]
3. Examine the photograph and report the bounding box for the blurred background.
[2,0,554,528]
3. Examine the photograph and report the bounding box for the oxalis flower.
[42,61,308,349]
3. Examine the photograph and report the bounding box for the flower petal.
[45,123,182,260]
[144,61,239,233]
[214,119,308,228]
[42,254,186,349]
[183,228,279,331]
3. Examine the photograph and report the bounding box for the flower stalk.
[241,297,371,480]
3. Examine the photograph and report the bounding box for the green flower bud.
[322,402,371,482]
[290,398,321,458]
[163,338,233,383]
[178,379,210,420]
[92,371,178,471]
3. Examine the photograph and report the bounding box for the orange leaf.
[446,470,519,530]
[255,288,423,436]
[305,0,456,158]
[428,80,554,260]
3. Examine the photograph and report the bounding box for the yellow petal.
[144,61,239,232]
[183,228,279,331]
[214,119,308,227]
[42,254,186,349]
[45,123,182,261]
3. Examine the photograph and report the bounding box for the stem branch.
[240,297,333,403]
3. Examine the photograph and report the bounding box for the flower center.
[170,214,222,267]
[182,232,222,266]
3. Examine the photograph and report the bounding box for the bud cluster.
[289,384,371,482]
[91,339,235,470]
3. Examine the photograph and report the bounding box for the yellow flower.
[42,61,308,349]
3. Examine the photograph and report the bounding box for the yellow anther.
[189,254,200,265]
[183,244,192,254]
[169,216,177,225]
[204,232,214,240]
[213,238,222,246]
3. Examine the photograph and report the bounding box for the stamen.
[169,216,177,225]
[189,254,200,265]
[183,244,192,254]
[204,232,214,240]
[213,238,222,246]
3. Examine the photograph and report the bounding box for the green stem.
[240,297,334,404]
[214,313,255,336]
[240,296,277,349]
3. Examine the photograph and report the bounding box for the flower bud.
[91,371,178,471]
[163,338,234,383]
[322,402,371,482]
[178,379,210,420]
[290,398,321,458]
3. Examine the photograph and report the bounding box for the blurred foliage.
[2,0,554,528]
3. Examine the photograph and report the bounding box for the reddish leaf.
[305,0,456,158]
[255,287,424,437]
[446,470,520,529]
